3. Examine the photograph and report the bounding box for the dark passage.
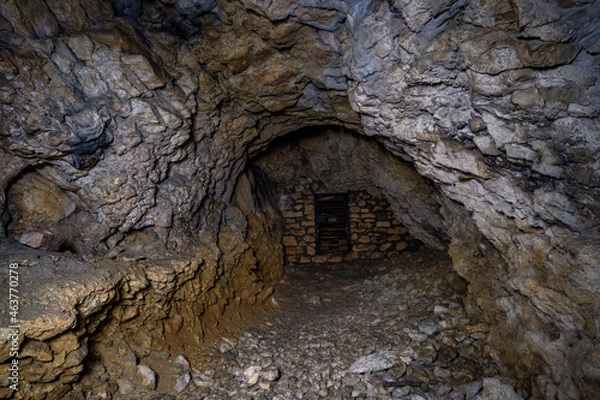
[315,193,350,254]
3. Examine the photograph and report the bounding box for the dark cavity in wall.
[3,166,77,252]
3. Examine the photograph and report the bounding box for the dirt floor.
[126,247,524,399]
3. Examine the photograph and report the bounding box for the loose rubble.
[120,249,525,399]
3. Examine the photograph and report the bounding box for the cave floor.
[132,248,524,400]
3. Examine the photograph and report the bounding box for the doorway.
[315,193,350,254]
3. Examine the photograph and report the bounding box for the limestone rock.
[171,354,191,374]
[174,371,191,392]
[18,229,63,251]
[243,365,261,386]
[483,377,523,400]
[349,353,394,374]
[118,378,135,395]
[259,365,280,382]
[175,0,217,17]
[136,364,156,390]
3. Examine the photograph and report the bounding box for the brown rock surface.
[0,0,598,398]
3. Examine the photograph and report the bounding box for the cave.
[0,0,599,399]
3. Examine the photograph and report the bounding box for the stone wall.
[282,185,417,264]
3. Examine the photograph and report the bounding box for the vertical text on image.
[7,262,20,391]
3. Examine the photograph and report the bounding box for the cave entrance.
[314,193,350,254]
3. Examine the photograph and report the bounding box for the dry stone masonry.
[281,186,418,264]
[0,0,598,399]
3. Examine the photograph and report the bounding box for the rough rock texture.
[254,128,448,250]
[0,0,599,399]
[0,236,273,399]
[278,187,420,263]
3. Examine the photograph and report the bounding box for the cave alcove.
[247,125,441,266]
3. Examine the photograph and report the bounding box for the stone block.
[353,244,376,252]
[380,243,393,252]
[285,246,303,255]
[390,226,408,235]
[396,242,408,251]
[18,229,63,251]
[313,255,330,263]
[505,144,537,162]
[287,256,300,263]
[284,211,304,218]
[282,236,297,246]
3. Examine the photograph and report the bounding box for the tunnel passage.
[249,126,446,266]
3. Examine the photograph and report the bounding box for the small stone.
[174,371,191,392]
[415,344,437,364]
[192,373,213,388]
[407,367,430,384]
[219,342,233,353]
[418,320,438,336]
[118,378,135,395]
[349,353,394,374]
[455,380,483,399]
[391,386,411,398]
[467,323,490,334]
[259,365,280,382]
[483,377,523,400]
[407,332,429,342]
[391,363,407,378]
[243,365,262,385]
[171,354,191,374]
[473,135,502,156]
[149,350,170,359]
[137,364,156,389]
[434,305,450,314]
[259,381,275,390]
[18,229,63,251]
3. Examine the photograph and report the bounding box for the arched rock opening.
[249,125,446,263]
[0,0,598,399]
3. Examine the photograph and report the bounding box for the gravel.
[145,249,525,400]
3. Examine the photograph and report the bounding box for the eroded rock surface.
[0,0,598,398]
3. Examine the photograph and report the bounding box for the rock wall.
[281,187,418,264]
[253,127,431,264]
[0,0,599,398]
[0,228,274,399]
[254,127,447,250]
[342,1,600,398]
